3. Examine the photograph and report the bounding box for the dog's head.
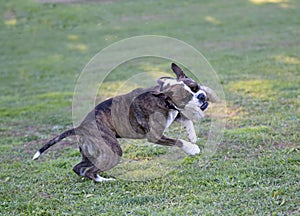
[156,63,219,120]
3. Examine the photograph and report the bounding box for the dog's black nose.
[200,102,209,111]
[197,93,206,102]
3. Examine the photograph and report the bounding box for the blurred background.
[1,0,299,215]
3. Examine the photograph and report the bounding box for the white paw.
[180,140,200,156]
[94,175,115,182]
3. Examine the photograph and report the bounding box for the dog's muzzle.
[200,102,209,111]
[197,93,209,111]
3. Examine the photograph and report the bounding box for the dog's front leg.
[179,139,200,156]
[175,114,197,143]
[147,135,200,156]
[181,119,197,143]
[146,112,200,155]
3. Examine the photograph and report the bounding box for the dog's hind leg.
[75,124,122,182]
[82,166,115,182]
[73,164,115,182]
[72,147,96,177]
[73,149,116,182]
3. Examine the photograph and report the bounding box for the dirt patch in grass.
[24,136,77,155]
[0,122,77,156]
[273,141,299,150]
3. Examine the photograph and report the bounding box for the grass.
[1,0,299,215]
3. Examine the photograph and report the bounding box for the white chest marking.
[165,110,179,130]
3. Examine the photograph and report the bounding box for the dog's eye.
[183,79,200,93]
[190,85,199,93]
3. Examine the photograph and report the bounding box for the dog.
[32,63,218,182]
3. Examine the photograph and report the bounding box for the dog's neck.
[164,97,180,111]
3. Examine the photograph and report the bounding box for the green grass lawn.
[1,0,299,215]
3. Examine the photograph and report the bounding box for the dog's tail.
[32,128,76,160]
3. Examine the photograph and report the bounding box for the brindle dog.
[33,63,218,182]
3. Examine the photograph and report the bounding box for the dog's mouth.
[200,102,209,111]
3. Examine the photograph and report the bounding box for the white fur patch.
[195,89,207,98]
[32,151,41,160]
[94,175,115,182]
[201,86,219,102]
[162,79,183,88]
[180,139,200,155]
[181,119,197,143]
[181,89,206,121]
[165,110,179,130]
[163,78,207,122]
[181,99,205,121]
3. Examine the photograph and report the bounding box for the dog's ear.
[156,78,164,89]
[201,86,220,103]
[171,63,187,79]
[152,91,173,98]
[152,92,177,109]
